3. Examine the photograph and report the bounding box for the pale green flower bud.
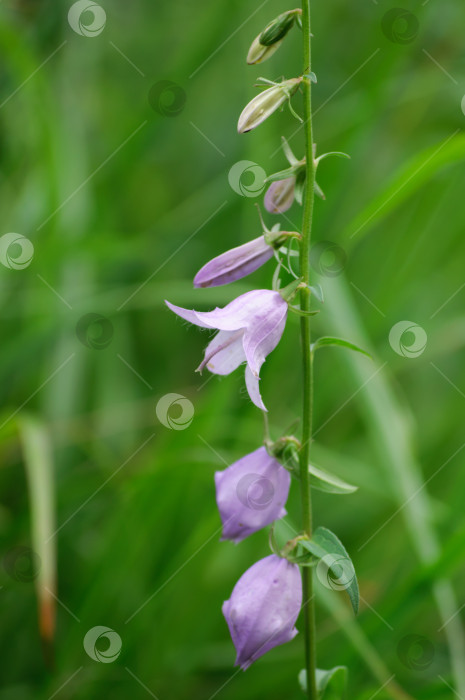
[237,78,302,134]
[259,10,299,46]
[247,35,283,65]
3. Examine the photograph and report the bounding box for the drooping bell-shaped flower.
[238,78,301,134]
[215,447,291,543]
[165,290,288,411]
[194,236,274,288]
[222,554,302,670]
[264,177,296,214]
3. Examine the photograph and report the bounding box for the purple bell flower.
[165,290,288,410]
[264,177,295,214]
[222,554,302,670]
[215,447,291,543]
[193,236,274,288]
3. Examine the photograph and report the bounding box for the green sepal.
[288,305,320,318]
[278,277,304,303]
[311,336,372,359]
[300,527,359,615]
[309,283,324,303]
[314,180,326,200]
[299,666,348,699]
[316,151,351,163]
[294,169,306,204]
[265,163,304,183]
[259,11,297,46]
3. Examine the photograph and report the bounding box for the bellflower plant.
[165,3,387,699]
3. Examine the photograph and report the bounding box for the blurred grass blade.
[345,133,465,245]
[18,415,56,663]
[325,275,465,697]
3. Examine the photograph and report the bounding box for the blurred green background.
[1,0,465,698]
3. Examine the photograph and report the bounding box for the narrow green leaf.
[312,336,372,359]
[18,415,56,660]
[308,463,358,495]
[301,526,359,614]
[299,666,348,698]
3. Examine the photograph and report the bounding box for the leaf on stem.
[299,666,348,698]
[311,336,372,359]
[308,463,358,495]
[300,526,359,614]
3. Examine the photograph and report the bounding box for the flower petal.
[245,365,267,411]
[242,298,287,377]
[198,330,246,375]
[165,300,212,329]
[195,290,275,331]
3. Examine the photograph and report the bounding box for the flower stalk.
[299,1,318,698]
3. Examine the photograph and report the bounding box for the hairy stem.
[299,0,317,698]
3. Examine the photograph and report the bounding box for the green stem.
[299,1,317,698]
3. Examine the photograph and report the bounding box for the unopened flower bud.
[222,554,302,669]
[247,35,283,65]
[215,447,291,542]
[238,79,301,134]
[259,10,299,46]
[194,236,274,288]
[265,177,296,214]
